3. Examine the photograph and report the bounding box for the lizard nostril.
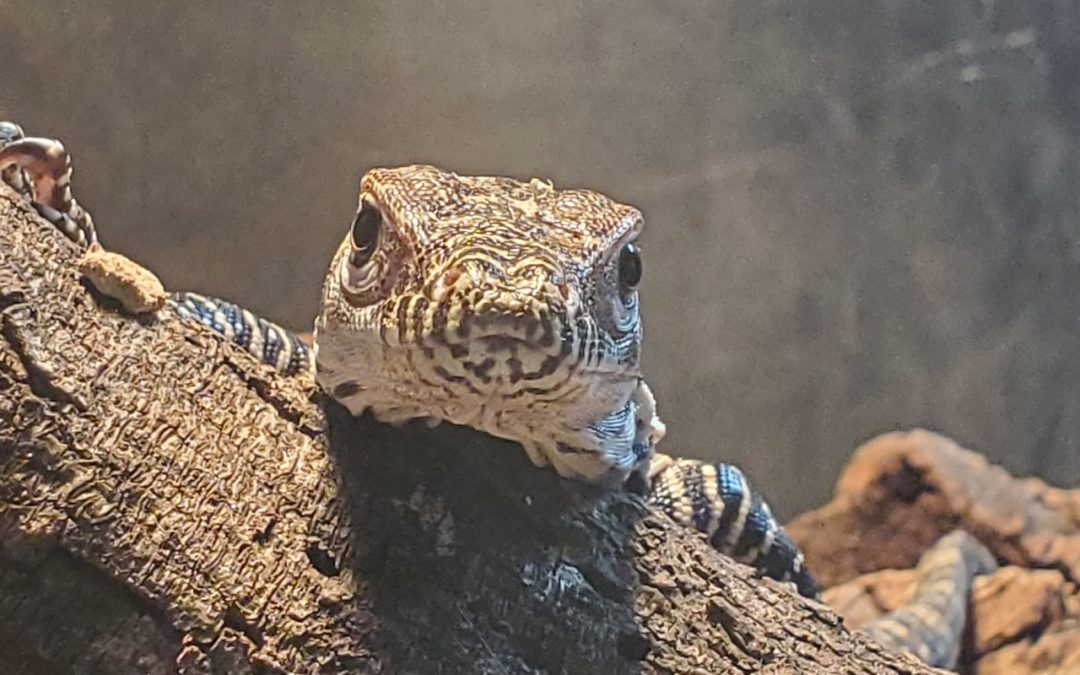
[440,267,462,287]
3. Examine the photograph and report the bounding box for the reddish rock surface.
[797,429,1080,673]
[788,429,1080,589]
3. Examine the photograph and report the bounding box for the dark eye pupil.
[350,202,382,265]
[618,243,642,290]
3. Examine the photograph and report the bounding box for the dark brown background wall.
[3,2,1079,517]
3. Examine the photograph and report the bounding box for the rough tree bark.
[0,185,936,674]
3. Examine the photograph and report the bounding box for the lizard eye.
[617,242,642,292]
[349,201,382,266]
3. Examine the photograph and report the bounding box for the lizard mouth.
[475,334,547,354]
[447,314,567,357]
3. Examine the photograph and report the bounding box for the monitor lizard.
[0,122,999,668]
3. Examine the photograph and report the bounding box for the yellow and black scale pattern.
[1,123,1000,670]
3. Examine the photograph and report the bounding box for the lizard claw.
[0,124,97,249]
[648,456,819,598]
[0,121,32,201]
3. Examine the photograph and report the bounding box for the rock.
[969,566,1074,658]
[787,429,1080,589]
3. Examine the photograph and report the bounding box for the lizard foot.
[648,456,819,598]
[0,122,33,201]
[0,122,97,248]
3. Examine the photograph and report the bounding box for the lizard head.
[314,165,658,482]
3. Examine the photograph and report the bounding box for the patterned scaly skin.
[0,124,824,601]
[315,166,661,484]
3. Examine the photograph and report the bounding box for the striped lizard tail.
[861,530,997,669]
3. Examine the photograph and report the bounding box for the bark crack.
[1,302,88,411]
[221,357,322,438]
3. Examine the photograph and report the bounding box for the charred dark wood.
[0,185,935,674]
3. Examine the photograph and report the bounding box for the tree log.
[0,184,935,674]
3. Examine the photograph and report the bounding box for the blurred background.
[2,2,1078,518]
